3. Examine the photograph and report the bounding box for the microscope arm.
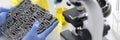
[80,0,104,40]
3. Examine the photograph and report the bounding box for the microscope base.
[60,29,92,40]
[60,30,109,40]
[60,30,76,40]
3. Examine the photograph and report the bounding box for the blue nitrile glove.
[0,7,10,12]
[0,7,12,36]
[0,7,11,26]
[23,20,59,40]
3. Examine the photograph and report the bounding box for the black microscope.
[60,0,111,40]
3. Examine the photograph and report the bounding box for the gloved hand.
[0,7,11,26]
[23,20,59,40]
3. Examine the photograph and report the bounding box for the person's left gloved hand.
[23,20,59,40]
[0,7,11,26]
